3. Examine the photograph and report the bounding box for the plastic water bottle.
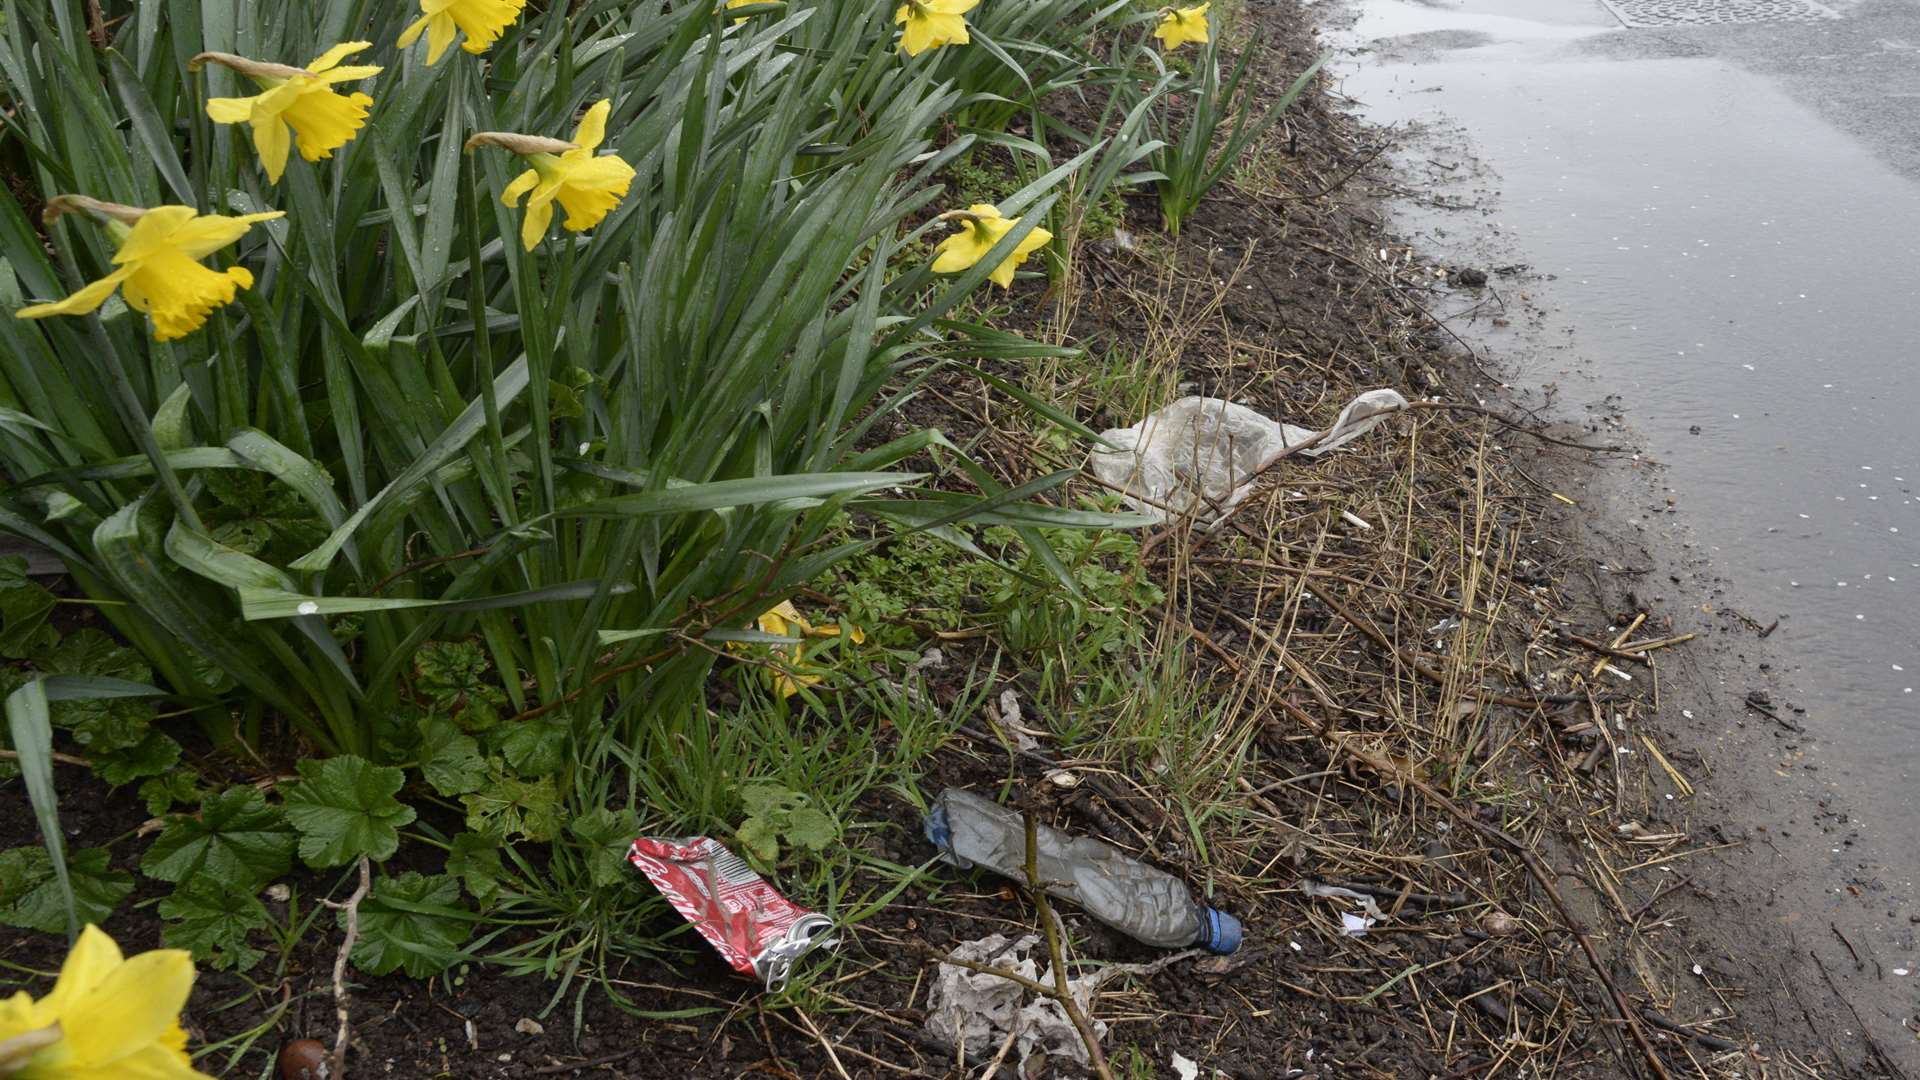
[925,787,1241,953]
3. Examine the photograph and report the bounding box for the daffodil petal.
[37,925,124,1021]
[501,168,540,207]
[15,269,130,321]
[930,238,979,273]
[111,207,200,263]
[315,64,384,84]
[205,95,257,124]
[425,13,457,63]
[396,12,432,48]
[60,1040,210,1080]
[56,949,195,1067]
[252,114,293,183]
[571,99,612,154]
[164,211,282,262]
[306,40,373,73]
[520,195,555,250]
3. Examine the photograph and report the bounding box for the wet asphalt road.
[1336,0,1920,1069]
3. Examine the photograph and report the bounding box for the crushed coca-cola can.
[628,836,838,991]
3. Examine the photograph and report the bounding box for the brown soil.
[2,1,1898,1078]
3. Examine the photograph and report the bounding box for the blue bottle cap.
[1202,907,1243,954]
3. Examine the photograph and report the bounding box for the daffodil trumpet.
[467,100,636,251]
[195,44,380,184]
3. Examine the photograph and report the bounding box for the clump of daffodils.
[895,0,978,56]
[469,100,637,251]
[195,43,382,184]
[399,0,529,65]
[1154,3,1211,49]
[932,204,1053,289]
[0,924,214,1079]
[14,197,281,342]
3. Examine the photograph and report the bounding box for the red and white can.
[628,836,838,991]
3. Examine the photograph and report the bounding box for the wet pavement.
[1334,0,1920,1068]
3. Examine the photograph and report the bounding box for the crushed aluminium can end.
[628,836,838,992]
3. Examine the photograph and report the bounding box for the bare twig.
[1024,811,1113,1080]
[320,856,372,1080]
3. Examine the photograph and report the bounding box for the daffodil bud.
[40,194,145,227]
[464,132,580,156]
[189,51,310,83]
[0,1024,63,1076]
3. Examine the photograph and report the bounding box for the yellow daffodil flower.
[725,0,756,24]
[0,924,213,1080]
[398,0,528,65]
[931,204,1053,289]
[196,43,381,184]
[15,197,282,342]
[895,0,978,56]
[751,601,865,698]
[470,100,636,251]
[1154,3,1211,49]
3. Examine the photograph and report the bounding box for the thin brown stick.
[0,747,91,768]
[321,856,372,1080]
[794,1007,855,1080]
[1024,811,1113,1080]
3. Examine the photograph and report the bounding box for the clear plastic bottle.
[924,787,1241,953]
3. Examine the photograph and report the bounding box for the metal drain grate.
[1597,0,1838,26]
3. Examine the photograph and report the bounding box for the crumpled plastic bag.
[1088,390,1408,522]
[924,933,1108,1068]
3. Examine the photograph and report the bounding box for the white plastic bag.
[1088,390,1407,522]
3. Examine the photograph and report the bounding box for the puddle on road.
[1336,0,1918,831]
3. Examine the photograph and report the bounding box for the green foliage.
[567,807,642,889]
[1139,37,1329,235]
[348,872,473,978]
[0,846,132,934]
[418,715,488,797]
[0,558,58,658]
[445,832,506,908]
[158,880,271,972]
[141,786,297,889]
[138,771,204,816]
[414,641,506,733]
[462,764,562,842]
[0,0,1313,985]
[835,529,1010,646]
[283,757,416,867]
[993,526,1163,659]
[734,783,839,870]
